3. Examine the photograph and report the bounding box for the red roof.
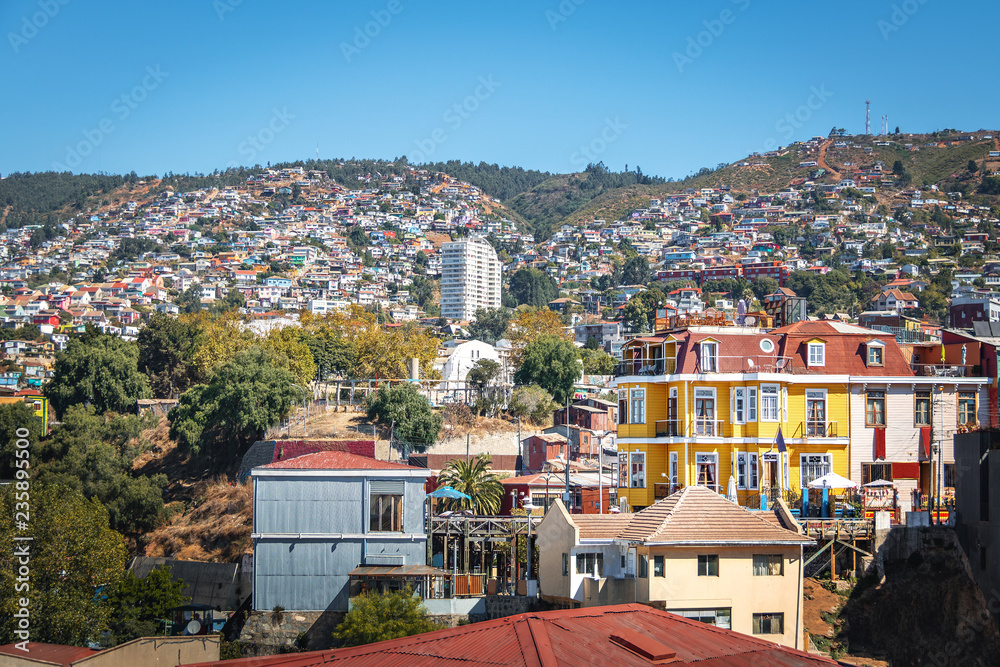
[258,451,414,471]
[0,642,98,665]
[179,604,838,666]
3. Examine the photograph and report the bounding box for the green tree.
[892,160,905,176]
[137,313,200,398]
[214,288,245,314]
[177,285,203,314]
[0,402,43,479]
[35,406,167,535]
[969,159,979,173]
[0,485,128,647]
[46,334,152,418]
[104,566,189,644]
[366,382,442,450]
[466,359,502,396]
[436,455,504,514]
[468,307,512,346]
[507,268,557,308]
[333,589,438,647]
[515,334,580,405]
[508,384,558,424]
[750,276,778,303]
[621,255,650,286]
[578,347,615,375]
[169,347,295,463]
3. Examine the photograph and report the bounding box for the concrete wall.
[0,637,218,667]
[425,429,540,459]
[955,431,1000,617]
[640,544,804,650]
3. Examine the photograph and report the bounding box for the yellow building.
[614,321,942,512]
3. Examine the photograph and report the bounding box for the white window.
[733,387,746,424]
[800,453,832,486]
[618,452,629,488]
[806,390,827,436]
[629,388,646,425]
[761,385,780,422]
[618,388,628,425]
[630,451,646,488]
[700,341,719,372]
[669,452,679,489]
[737,452,759,490]
[695,388,717,436]
[747,386,757,422]
[696,453,719,491]
[807,343,825,367]
[867,341,885,367]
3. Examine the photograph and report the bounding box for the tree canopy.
[104,566,189,644]
[468,307,512,346]
[507,268,557,308]
[436,454,504,515]
[137,313,200,397]
[46,333,151,418]
[169,347,295,463]
[332,589,439,647]
[366,382,442,451]
[514,334,581,405]
[0,484,128,647]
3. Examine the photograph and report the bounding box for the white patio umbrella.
[807,472,858,489]
[726,475,738,503]
[862,479,894,487]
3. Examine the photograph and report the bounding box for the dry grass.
[144,476,253,562]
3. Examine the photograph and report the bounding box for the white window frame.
[700,340,719,373]
[694,388,717,435]
[617,388,629,425]
[747,386,757,422]
[695,452,719,491]
[761,384,780,422]
[867,341,885,367]
[733,387,746,424]
[805,389,827,435]
[799,453,832,486]
[669,452,679,489]
[737,452,759,490]
[630,388,646,425]
[807,342,825,367]
[630,451,646,489]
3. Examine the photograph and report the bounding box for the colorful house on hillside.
[614,321,988,516]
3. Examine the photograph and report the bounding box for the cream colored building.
[440,238,501,321]
[536,486,813,650]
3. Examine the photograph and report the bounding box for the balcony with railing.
[911,364,979,377]
[691,417,724,437]
[614,358,674,377]
[792,421,839,438]
[655,419,684,437]
[697,355,796,374]
[871,325,940,343]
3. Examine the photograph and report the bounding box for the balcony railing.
[655,419,684,437]
[911,364,979,377]
[614,358,673,376]
[794,421,839,438]
[691,417,724,437]
[697,355,796,374]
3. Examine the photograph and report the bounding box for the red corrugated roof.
[180,604,839,666]
[258,451,414,471]
[0,642,98,665]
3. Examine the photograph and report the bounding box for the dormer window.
[866,341,885,367]
[807,342,825,367]
[700,341,719,373]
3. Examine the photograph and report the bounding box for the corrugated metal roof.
[180,604,840,667]
[349,565,447,577]
[259,451,414,471]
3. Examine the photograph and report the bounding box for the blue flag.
[776,427,787,453]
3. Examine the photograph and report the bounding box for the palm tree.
[437,454,504,515]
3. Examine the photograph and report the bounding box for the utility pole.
[564,395,571,510]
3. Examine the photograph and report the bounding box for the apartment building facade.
[440,238,501,321]
[613,321,989,514]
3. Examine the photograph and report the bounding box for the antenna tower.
[865,100,871,135]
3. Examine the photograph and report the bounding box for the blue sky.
[2,0,997,179]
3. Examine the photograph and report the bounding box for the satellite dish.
[744,316,756,326]
[747,359,754,368]
[186,620,202,635]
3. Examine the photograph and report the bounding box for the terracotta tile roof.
[772,320,912,376]
[573,514,634,540]
[258,451,414,471]
[0,643,97,665]
[179,604,839,667]
[616,486,811,544]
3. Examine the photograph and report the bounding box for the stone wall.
[237,610,344,652]
[426,430,541,458]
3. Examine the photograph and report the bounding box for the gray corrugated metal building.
[251,451,430,612]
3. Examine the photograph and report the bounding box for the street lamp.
[521,493,536,587]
